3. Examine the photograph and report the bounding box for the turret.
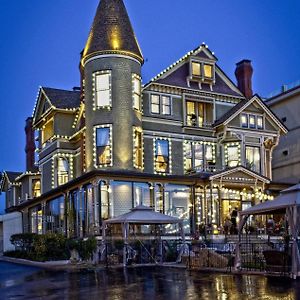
[82,0,144,172]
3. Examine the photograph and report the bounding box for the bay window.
[225,143,240,167]
[246,146,261,173]
[96,126,112,166]
[185,142,215,172]
[154,139,170,173]
[94,71,111,108]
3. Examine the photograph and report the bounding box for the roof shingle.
[42,87,81,109]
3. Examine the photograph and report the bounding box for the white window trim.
[133,126,144,170]
[153,137,172,175]
[184,141,216,172]
[93,124,113,168]
[93,70,112,110]
[132,74,142,112]
[150,93,172,116]
[240,113,264,130]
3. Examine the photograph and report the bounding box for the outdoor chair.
[263,250,291,273]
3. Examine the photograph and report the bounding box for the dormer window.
[190,59,215,83]
[203,64,213,78]
[192,62,201,77]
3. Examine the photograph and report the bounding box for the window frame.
[154,138,171,174]
[245,145,261,173]
[94,124,113,168]
[133,127,143,170]
[190,60,215,82]
[57,157,69,186]
[184,141,216,172]
[224,143,241,168]
[186,100,211,127]
[150,94,172,116]
[93,70,112,109]
[240,113,264,130]
[132,74,142,112]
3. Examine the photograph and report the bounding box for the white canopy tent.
[235,183,300,278]
[102,205,185,265]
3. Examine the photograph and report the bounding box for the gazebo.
[102,205,185,265]
[235,183,300,278]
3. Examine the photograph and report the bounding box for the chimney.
[25,117,36,172]
[235,59,253,99]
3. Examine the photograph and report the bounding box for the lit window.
[185,142,215,172]
[249,115,256,129]
[205,144,214,163]
[155,139,170,173]
[192,62,201,77]
[186,101,196,126]
[227,145,240,167]
[241,114,248,128]
[257,116,263,129]
[194,144,204,169]
[132,74,141,111]
[150,95,160,114]
[186,101,208,127]
[96,127,112,166]
[95,71,111,107]
[150,94,172,115]
[42,118,54,145]
[32,180,41,198]
[133,128,143,169]
[57,158,69,185]
[162,96,171,115]
[246,146,260,173]
[204,64,213,78]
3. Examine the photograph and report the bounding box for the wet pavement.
[0,261,298,299]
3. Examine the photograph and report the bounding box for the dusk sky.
[0,0,300,212]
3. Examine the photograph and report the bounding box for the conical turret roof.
[82,0,143,64]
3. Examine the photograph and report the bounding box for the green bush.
[10,233,37,252]
[32,233,69,261]
[7,233,97,262]
[78,237,97,261]
[4,250,28,259]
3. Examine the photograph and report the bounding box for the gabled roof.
[209,166,270,184]
[33,87,81,125]
[0,171,22,193]
[42,87,81,109]
[82,0,143,64]
[213,94,288,133]
[144,44,243,98]
[4,171,23,183]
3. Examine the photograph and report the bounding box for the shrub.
[10,233,37,252]
[4,250,29,259]
[32,233,69,261]
[78,237,97,261]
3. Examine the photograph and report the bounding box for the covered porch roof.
[209,166,270,187]
[103,205,182,225]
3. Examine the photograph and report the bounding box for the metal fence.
[185,239,292,275]
[100,238,185,266]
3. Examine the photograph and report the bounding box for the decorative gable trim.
[209,166,270,184]
[217,95,288,133]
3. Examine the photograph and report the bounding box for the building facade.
[266,82,300,184]
[0,0,288,239]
